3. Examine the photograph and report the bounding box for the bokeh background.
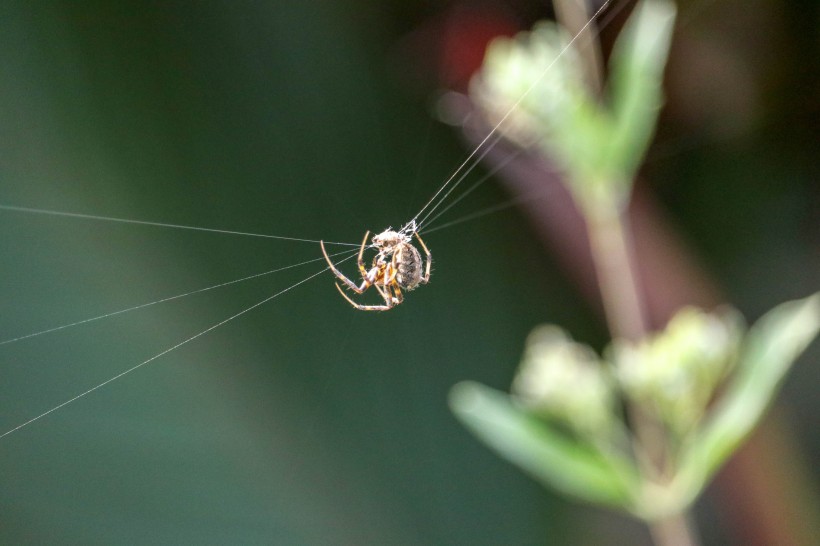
[1,1,817,544]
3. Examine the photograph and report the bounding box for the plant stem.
[553,0,604,96]
[586,201,700,546]
[550,1,698,543]
[649,511,700,546]
[586,204,646,342]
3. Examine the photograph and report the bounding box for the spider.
[320,227,431,311]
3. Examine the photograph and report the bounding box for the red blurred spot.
[437,4,520,90]
[399,2,521,93]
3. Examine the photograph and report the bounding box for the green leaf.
[450,381,640,510]
[606,0,677,181]
[677,292,820,497]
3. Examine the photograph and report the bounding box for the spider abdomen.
[395,243,423,290]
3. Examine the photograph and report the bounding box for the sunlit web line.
[413,131,506,232]
[421,188,554,235]
[402,0,614,234]
[417,148,522,234]
[395,132,505,239]
[0,248,359,347]
[597,0,635,30]
[0,253,358,440]
[0,204,360,247]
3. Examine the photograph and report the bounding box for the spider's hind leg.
[414,232,432,284]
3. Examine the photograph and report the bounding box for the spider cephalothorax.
[320,228,431,311]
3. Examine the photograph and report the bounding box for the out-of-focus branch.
[447,92,816,546]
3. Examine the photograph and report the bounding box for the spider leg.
[320,232,372,293]
[382,263,404,305]
[414,232,432,284]
[389,282,404,306]
[384,262,398,285]
[334,282,393,311]
[373,281,390,303]
[375,260,401,306]
[356,231,371,280]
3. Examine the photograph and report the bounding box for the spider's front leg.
[320,231,374,293]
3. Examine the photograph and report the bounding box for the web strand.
[422,189,553,235]
[404,0,613,232]
[418,148,521,233]
[0,254,357,440]
[414,132,506,231]
[0,204,359,247]
[0,248,358,347]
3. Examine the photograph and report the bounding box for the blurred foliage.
[458,0,819,535]
[472,0,675,213]
[0,0,818,545]
[453,294,819,520]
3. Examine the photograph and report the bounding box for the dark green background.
[1,1,817,544]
